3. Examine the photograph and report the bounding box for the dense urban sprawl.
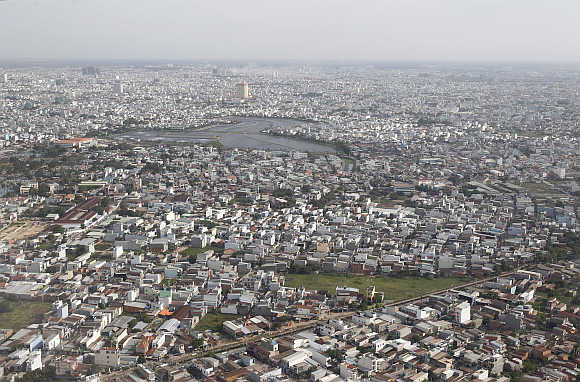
[0,63,578,382]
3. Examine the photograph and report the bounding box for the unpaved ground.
[0,221,47,241]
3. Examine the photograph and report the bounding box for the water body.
[118,117,335,152]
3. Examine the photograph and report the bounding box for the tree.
[38,183,51,196]
[482,291,499,300]
[14,366,57,382]
[191,338,204,349]
[52,225,65,234]
[0,300,13,313]
[325,349,345,362]
[522,359,540,373]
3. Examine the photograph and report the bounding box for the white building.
[373,338,388,353]
[95,348,120,368]
[340,362,362,381]
[191,357,219,377]
[127,288,139,302]
[112,246,123,259]
[281,350,310,370]
[455,301,471,324]
[53,300,69,319]
[358,356,381,373]
[27,350,42,372]
[44,332,61,350]
[113,76,124,94]
[236,82,249,99]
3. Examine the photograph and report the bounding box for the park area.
[0,299,52,330]
[284,273,470,301]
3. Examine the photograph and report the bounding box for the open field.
[195,312,240,332]
[0,222,47,241]
[284,273,470,300]
[180,247,212,258]
[0,299,52,330]
[522,182,566,198]
[371,198,407,208]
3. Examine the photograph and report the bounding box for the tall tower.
[236,82,249,99]
[113,76,124,94]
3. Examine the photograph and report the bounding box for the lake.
[118,117,336,152]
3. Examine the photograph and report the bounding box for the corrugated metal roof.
[159,318,180,333]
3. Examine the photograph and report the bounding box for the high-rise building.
[113,82,124,94]
[113,76,124,94]
[2,73,8,83]
[236,82,249,99]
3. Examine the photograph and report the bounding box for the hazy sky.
[1,0,579,62]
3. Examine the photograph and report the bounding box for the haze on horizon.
[1,0,579,63]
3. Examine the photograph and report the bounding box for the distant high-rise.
[113,76,124,94]
[2,73,8,83]
[236,82,249,99]
[81,66,99,76]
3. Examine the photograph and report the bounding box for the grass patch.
[371,197,407,207]
[0,299,52,330]
[343,158,356,172]
[195,312,240,332]
[522,182,564,197]
[284,273,470,300]
[180,247,213,258]
[95,243,112,251]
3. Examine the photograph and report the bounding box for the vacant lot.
[0,299,52,330]
[522,182,565,198]
[0,222,47,241]
[284,273,470,300]
[195,312,240,332]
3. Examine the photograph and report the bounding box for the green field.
[95,243,112,251]
[343,158,356,172]
[0,300,52,330]
[195,312,240,332]
[284,273,470,300]
[180,247,212,258]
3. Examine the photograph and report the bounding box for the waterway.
[118,117,335,152]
